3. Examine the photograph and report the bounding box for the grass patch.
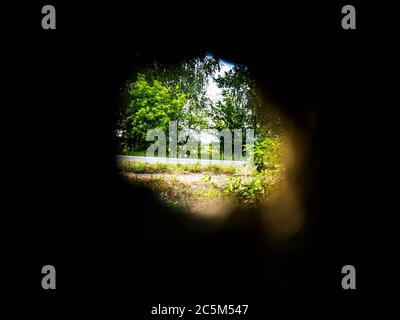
[118,161,244,175]
[124,174,193,210]
[122,173,226,212]
[118,161,173,174]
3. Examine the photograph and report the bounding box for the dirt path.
[122,172,237,214]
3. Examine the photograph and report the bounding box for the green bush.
[222,136,284,205]
[252,136,282,172]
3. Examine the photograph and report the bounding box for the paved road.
[116,155,249,167]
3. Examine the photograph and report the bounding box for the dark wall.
[3,1,391,317]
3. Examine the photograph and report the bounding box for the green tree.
[124,74,187,149]
[135,56,220,131]
[213,64,281,139]
[213,65,258,130]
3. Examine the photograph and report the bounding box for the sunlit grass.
[117,161,248,175]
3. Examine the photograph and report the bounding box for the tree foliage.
[135,56,220,131]
[213,65,257,130]
[123,74,186,149]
